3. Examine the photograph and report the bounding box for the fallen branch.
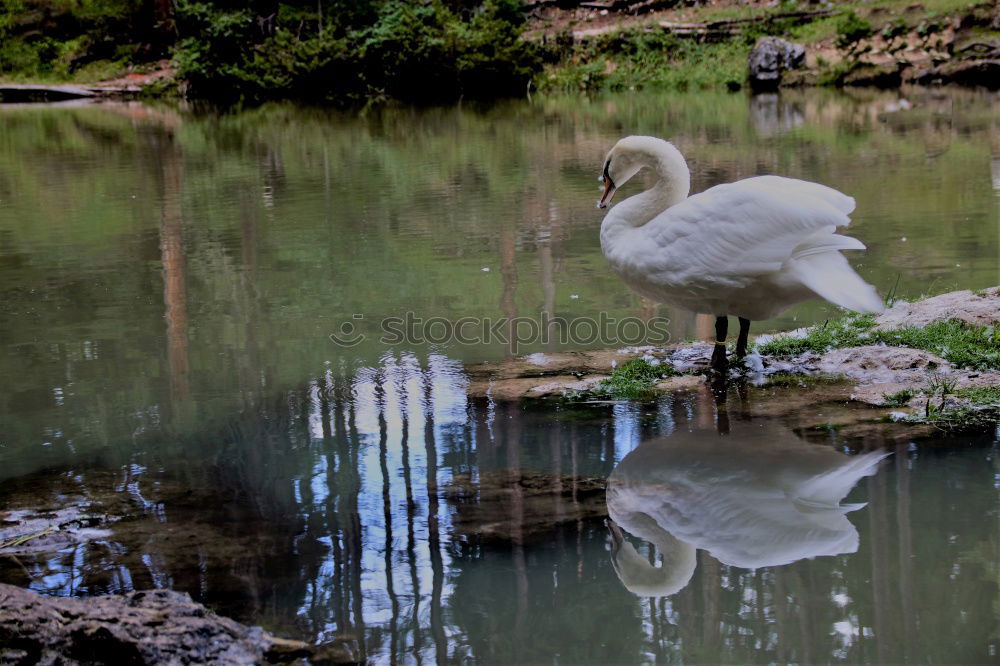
[0,526,55,550]
[660,9,838,37]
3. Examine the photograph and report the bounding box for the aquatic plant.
[900,384,1000,431]
[590,358,679,400]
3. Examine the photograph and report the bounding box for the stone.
[818,345,951,382]
[876,287,1000,330]
[467,374,608,400]
[841,63,903,87]
[748,37,806,91]
[850,372,1000,407]
[0,584,335,665]
[908,58,1000,88]
[655,375,706,391]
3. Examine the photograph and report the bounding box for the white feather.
[599,137,883,321]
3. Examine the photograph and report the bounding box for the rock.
[841,62,903,87]
[655,375,706,391]
[467,374,608,399]
[850,372,1000,407]
[0,584,325,665]
[442,470,607,543]
[466,348,650,381]
[876,287,1000,330]
[908,58,1000,88]
[818,345,951,382]
[748,37,806,91]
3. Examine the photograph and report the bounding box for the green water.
[0,87,998,663]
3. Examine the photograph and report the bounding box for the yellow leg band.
[714,341,727,346]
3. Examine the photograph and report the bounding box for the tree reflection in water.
[2,364,996,663]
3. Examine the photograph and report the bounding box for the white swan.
[606,425,889,597]
[598,135,884,370]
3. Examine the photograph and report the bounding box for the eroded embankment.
[466,287,1000,433]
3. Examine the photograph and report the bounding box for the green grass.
[537,26,750,93]
[758,316,1000,371]
[955,385,1000,405]
[901,384,1000,431]
[755,313,878,356]
[586,358,679,400]
[882,388,917,406]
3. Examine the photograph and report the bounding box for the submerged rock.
[655,375,706,391]
[442,469,607,543]
[468,374,608,400]
[0,584,330,665]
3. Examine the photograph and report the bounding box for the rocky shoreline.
[531,0,999,92]
[466,287,1000,433]
[0,584,339,665]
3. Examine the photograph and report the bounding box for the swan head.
[606,516,697,597]
[597,135,690,209]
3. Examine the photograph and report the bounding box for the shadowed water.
[0,88,998,663]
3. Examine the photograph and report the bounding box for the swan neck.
[605,144,690,231]
[649,148,690,209]
[609,507,698,597]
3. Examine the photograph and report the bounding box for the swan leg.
[735,317,751,358]
[711,316,728,372]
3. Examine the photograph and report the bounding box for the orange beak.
[598,177,617,209]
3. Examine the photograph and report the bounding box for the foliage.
[881,17,909,40]
[0,0,163,81]
[882,388,916,406]
[0,0,538,103]
[171,0,539,104]
[835,10,873,48]
[537,27,749,93]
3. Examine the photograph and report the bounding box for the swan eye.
[602,160,613,185]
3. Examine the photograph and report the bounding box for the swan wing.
[644,176,861,287]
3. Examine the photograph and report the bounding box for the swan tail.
[791,229,867,260]
[788,250,884,314]
[790,450,891,528]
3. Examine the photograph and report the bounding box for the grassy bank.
[534,0,997,93]
[756,313,1000,371]
[535,29,750,93]
[0,0,995,102]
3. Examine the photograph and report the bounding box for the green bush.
[0,0,165,80]
[835,11,873,48]
[171,0,539,104]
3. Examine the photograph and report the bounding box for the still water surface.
[0,87,998,663]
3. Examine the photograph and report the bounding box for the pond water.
[0,87,998,663]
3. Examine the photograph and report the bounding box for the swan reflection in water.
[606,424,889,597]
